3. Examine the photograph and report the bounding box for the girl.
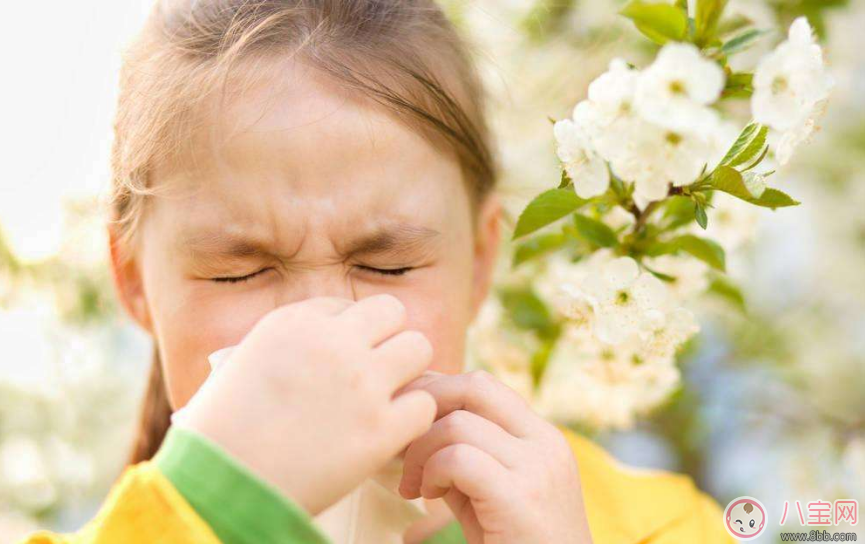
[22,1,734,543]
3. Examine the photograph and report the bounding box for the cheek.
[397,273,473,376]
[144,267,278,408]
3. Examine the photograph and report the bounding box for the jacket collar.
[557,425,697,544]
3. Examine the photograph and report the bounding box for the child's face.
[112,62,500,410]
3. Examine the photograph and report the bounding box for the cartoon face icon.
[724,497,767,539]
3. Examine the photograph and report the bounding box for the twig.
[627,185,685,234]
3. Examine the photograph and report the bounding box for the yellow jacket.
[20,425,734,543]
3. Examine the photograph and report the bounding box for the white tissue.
[170,345,428,543]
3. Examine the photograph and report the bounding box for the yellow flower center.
[669,80,686,95]
[665,132,683,146]
[772,76,789,94]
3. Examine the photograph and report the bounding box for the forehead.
[148,58,467,240]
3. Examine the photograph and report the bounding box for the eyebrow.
[179,231,277,259]
[179,223,441,260]
[339,223,442,258]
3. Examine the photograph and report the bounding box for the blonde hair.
[112,0,497,464]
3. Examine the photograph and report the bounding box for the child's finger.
[393,369,444,398]
[442,487,483,544]
[399,409,520,498]
[336,293,407,345]
[385,389,437,451]
[401,370,541,438]
[373,330,433,391]
[419,443,511,502]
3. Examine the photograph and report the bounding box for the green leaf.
[649,234,726,271]
[620,1,688,44]
[512,233,567,267]
[610,171,628,199]
[708,276,746,312]
[644,266,677,282]
[573,214,619,248]
[709,165,754,199]
[663,195,696,229]
[709,166,800,208]
[671,234,726,271]
[722,72,754,99]
[530,337,559,389]
[717,14,751,37]
[695,203,708,229]
[741,143,770,171]
[520,0,578,43]
[498,287,557,336]
[695,0,728,45]
[751,188,801,208]
[719,122,768,168]
[512,189,586,240]
[721,28,770,55]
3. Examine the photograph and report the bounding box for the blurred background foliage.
[0,0,862,542]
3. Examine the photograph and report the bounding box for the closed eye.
[356,265,413,276]
[210,268,271,284]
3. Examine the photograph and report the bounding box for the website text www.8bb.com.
[779,530,857,541]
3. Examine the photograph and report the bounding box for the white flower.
[552,59,640,199]
[580,257,670,344]
[592,116,713,207]
[533,252,595,321]
[634,43,725,133]
[625,121,717,206]
[636,307,700,360]
[774,100,828,165]
[578,60,645,176]
[591,114,645,183]
[566,57,715,208]
[553,118,610,198]
[535,324,681,429]
[534,249,622,320]
[643,255,710,301]
[752,17,834,132]
[587,58,641,124]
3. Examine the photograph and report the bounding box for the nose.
[273,267,357,306]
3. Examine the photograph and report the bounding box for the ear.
[108,226,154,333]
[470,193,502,320]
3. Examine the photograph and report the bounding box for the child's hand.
[397,371,594,544]
[180,294,437,516]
